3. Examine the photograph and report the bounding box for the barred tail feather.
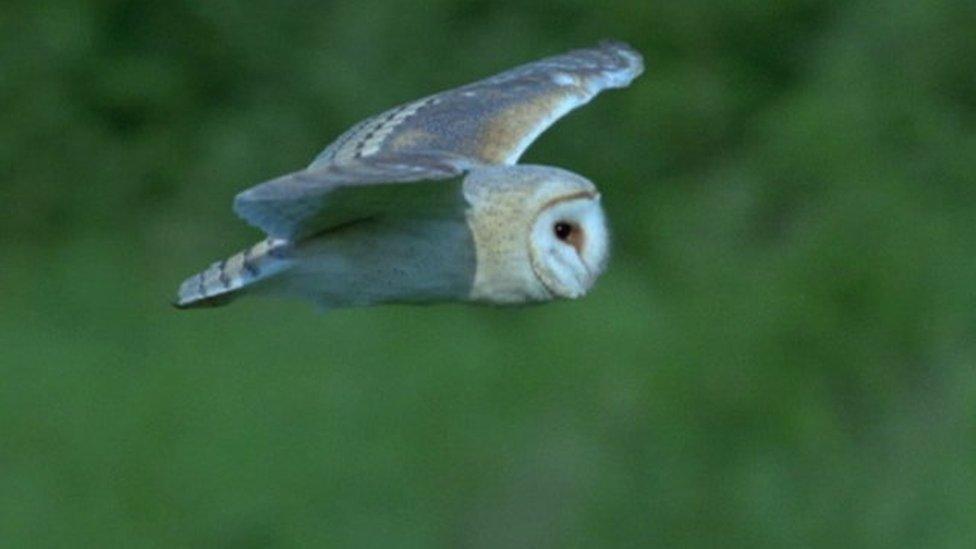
[174,238,293,309]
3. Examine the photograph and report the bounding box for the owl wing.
[233,152,467,240]
[234,41,643,240]
[309,41,644,168]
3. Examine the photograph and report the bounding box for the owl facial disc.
[528,193,609,299]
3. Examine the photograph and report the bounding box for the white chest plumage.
[274,217,476,308]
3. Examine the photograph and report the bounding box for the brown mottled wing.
[233,153,467,240]
[234,42,643,240]
[309,41,644,168]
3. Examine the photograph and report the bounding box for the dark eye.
[553,221,574,241]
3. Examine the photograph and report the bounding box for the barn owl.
[174,41,643,310]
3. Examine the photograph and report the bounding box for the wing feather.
[234,41,643,240]
[233,154,467,240]
[310,41,644,168]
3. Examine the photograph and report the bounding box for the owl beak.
[569,255,595,295]
[580,261,596,291]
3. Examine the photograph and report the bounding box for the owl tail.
[173,238,294,309]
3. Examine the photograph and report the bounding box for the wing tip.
[595,40,645,87]
[172,293,236,310]
[172,287,234,310]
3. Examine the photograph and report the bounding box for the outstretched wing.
[234,153,467,240]
[235,41,643,240]
[309,41,644,168]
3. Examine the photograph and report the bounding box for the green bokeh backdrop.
[2,1,975,547]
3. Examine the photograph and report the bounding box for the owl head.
[464,165,610,303]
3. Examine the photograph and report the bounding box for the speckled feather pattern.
[310,41,644,169]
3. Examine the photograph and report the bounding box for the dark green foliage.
[1,1,974,546]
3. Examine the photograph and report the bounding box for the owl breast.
[277,217,478,308]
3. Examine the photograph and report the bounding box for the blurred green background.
[2,0,975,547]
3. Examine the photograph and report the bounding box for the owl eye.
[553,221,574,241]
